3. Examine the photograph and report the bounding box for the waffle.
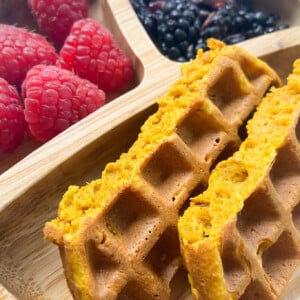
[178,59,300,300]
[43,39,280,300]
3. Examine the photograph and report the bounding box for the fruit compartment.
[0,0,181,175]
[1,0,300,299]
[130,0,300,63]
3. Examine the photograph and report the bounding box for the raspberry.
[0,78,25,153]
[58,18,133,93]
[28,0,88,47]
[22,65,106,142]
[0,24,57,87]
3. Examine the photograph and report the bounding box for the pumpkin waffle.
[178,59,300,300]
[43,39,280,300]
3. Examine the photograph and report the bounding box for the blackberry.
[131,0,290,62]
[131,0,157,35]
[133,0,201,61]
[198,4,289,48]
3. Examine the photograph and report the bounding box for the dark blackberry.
[131,0,157,35]
[130,0,290,62]
[197,4,289,50]
[153,0,202,61]
[223,33,246,44]
[131,0,201,62]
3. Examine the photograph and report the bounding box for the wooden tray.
[1,0,300,299]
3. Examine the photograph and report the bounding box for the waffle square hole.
[86,239,119,292]
[240,279,273,300]
[240,58,275,98]
[237,188,281,250]
[169,266,190,299]
[141,141,193,201]
[292,200,300,234]
[145,226,180,279]
[270,145,300,208]
[262,230,300,294]
[207,65,256,124]
[221,244,250,294]
[176,107,228,162]
[105,188,159,247]
[118,280,159,300]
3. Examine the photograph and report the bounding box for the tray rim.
[1,1,300,297]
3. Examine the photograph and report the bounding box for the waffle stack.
[178,59,300,300]
[44,39,280,300]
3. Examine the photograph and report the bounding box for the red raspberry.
[0,78,25,153]
[58,18,133,93]
[22,65,106,142]
[28,0,88,47]
[0,24,57,87]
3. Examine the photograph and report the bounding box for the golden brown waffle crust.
[178,59,300,300]
[43,39,281,300]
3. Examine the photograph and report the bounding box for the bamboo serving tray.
[1,0,300,299]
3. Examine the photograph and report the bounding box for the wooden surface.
[254,0,300,26]
[1,0,300,299]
